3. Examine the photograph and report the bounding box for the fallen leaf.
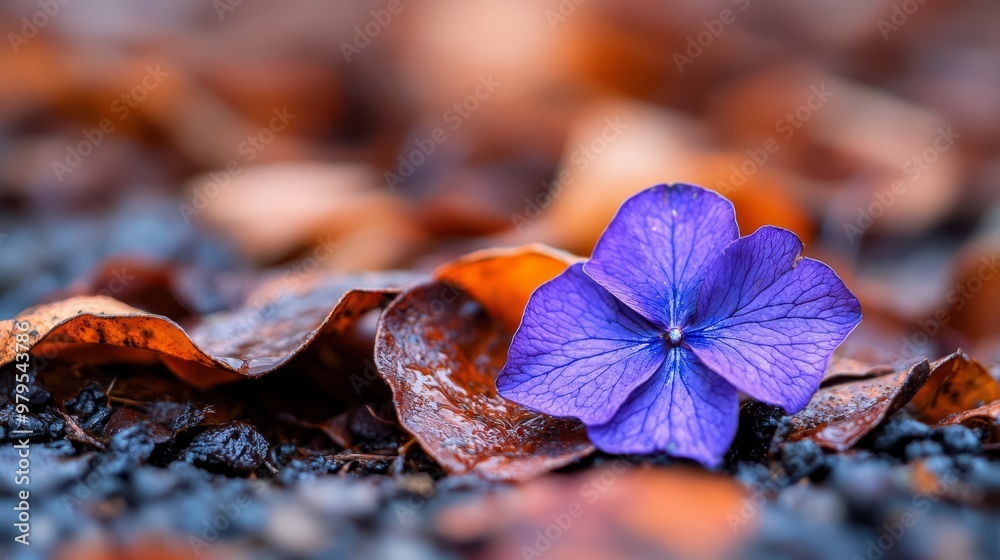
[909,351,1000,423]
[774,359,932,451]
[708,66,964,237]
[507,99,814,254]
[936,400,1000,442]
[434,244,582,332]
[0,271,409,388]
[191,162,423,268]
[375,280,593,481]
[947,236,1000,345]
[502,99,706,255]
[686,151,814,243]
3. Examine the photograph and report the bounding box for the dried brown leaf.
[775,359,932,451]
[936,400,1000,442]
[375,277,593,481]
[909,351,1000,423]
[0,271,408,388]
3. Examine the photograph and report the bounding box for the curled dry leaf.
[774,359,932,452]
[0,271,408,388]
[936,400,1000,442]
[377,246,593,480]
[909,351,1000,423]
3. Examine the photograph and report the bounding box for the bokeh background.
[3,0,1000,365]
[2,2,1000,558]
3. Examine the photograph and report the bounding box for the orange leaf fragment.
[434,243,582,332]
[909,351,1000,423]
[936,400,1000,442]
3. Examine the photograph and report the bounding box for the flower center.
[666,327,683,346]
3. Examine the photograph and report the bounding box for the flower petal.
[686,226,863,413]
[586,348,739,467]
[497,263,667,425]
[584,184,738,328]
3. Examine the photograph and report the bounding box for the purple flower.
[497,184,862,466]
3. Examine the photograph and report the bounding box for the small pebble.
[184,422,269,473]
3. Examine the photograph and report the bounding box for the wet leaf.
[774,359,932,451]
[375,279,593,481]
[0,271,408,388]
[909,351,1000,423]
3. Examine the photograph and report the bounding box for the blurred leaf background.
[2,0,999,363]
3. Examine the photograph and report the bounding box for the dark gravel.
[4,364,1000,560]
